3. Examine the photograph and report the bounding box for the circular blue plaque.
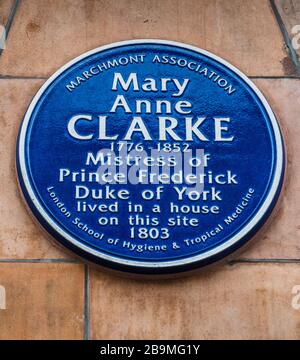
[17,40,284,275]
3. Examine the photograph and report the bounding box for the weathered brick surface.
[0,79,70,259]
[90,264,300,339]
[236,79,300,259]
[0,0,289,77]
[0,263,84,339]
[0,0,13,26]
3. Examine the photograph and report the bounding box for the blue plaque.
[16,40,284,275]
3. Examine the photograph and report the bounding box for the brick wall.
[0,0,299,339]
